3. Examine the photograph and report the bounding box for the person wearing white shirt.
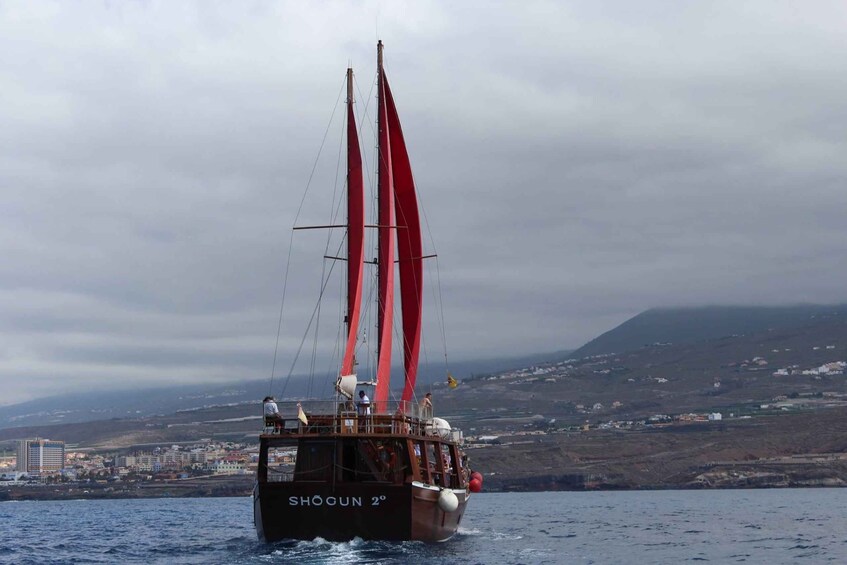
[356,390,371,416]
[263,396,284,430]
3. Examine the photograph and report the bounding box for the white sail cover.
[336,374,358,399]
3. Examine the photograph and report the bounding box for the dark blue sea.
[2,489,846,564]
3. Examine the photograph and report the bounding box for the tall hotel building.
[16,438,66,475]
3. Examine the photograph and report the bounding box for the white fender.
[438,489,459,513]
[426,417,452,439]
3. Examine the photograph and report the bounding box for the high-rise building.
[16,439,65,475]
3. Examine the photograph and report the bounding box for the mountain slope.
[0,351,572,429]
[572,304,847,358]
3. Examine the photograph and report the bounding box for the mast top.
[377,40,383,72]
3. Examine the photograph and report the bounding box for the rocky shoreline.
[0,475,255,502]
[5,463,847,502]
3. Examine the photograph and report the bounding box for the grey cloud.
[2,1,847,404]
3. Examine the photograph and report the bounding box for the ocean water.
[2,489,846,564]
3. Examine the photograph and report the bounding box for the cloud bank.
[2,1,847,403]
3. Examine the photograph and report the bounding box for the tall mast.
[374,39,395,403]
[376,40,384,364]
[346,67,354,340]
[340,66,364,380]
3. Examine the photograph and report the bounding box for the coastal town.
[0,438,260,498]
[3,324,847,498]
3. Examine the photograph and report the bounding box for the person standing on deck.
[420,392,433,417]
[356,390,371,433]
[357,390,371,416]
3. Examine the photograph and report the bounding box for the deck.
[260,399,462,443]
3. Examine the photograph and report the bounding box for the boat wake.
[265,536,427,564]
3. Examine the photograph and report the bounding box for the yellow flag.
[447,373,458,389]
[297,403,309,425]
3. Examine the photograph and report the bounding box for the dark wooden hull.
[254,480,469,542]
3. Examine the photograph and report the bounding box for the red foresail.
[374,63,395,405]
[383,74,423,403]
[341,72,364,378]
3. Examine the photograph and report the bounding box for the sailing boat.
[253,41,477,542]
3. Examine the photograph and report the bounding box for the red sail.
[383,74,423,403]
[374,64,395,405]
[340,73,364,378]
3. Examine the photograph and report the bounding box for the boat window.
[338,439,408,483]
[295,441,334,481]
[425,442,443,486]
[267,447,296,483]
[441,444,457,488]
[412,440,428,483]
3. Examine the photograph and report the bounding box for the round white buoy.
[438,489,459,513]
[426,417,452,439]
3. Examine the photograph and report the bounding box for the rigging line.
[268,462,333,476]
[360,267,377,343]
[293,74,347,232]
[327,131,354,394]
[434,255,450,373]
[269,74,347,395]
[318,277,344,400]
[359,260,378,382]
[355,72,379,226]
[387,276,418,402]
[324,270,345,398]
[352,73,377,209]
[380,71,449,384]
[279,238,343,400]
[324,212,348,395]
[419,290,431,397]
[307,278,322,398]
[412,173,450,374]
[323,105,353,397]
[308,111,348,398]
[354,71,377,133]
[419,262,445,396]
[354,73,378,154]
[424,263,442,372]
[348,70,379,388]
[268,239,294,397]
[328,112,349,239]
[393,197,427,399]
[309,233,346,398]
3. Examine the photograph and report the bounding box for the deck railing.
[267,467,294,483]
[262,399,452,439]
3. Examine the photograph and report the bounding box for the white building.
[212,460,246,475]
[17,439,65,476]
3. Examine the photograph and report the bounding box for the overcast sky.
[2,1,847,405]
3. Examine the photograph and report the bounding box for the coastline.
[4,472,847,503]
[0,474,254,502]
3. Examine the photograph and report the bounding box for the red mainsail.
[374,57,395,404]
[383,74,423,403]
[340,69,364,378]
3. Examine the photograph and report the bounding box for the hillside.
[439,314,847,429]
[6,306,847,441]
[572,304,847,358]
[5,305,847,491]
[0,351,571,429]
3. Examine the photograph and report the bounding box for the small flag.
[297,402,308,425]
[447,373,458,389]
